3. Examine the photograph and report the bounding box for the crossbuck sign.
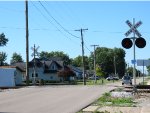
[125,20,142,37]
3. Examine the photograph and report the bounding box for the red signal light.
[122,38,133,49]
[135,37,146,48]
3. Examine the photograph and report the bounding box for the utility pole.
[25,0,29,85]
[132,18,137,90]
[113,55,116,83]
[75,28,88,85]
[91,45,99,84]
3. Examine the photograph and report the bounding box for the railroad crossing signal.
[125,20,142,37]
[31,45,40,57]
[122,19,146,49]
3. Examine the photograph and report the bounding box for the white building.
[0,66,23,87]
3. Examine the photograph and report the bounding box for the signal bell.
[121,38,133,49]
[135,37,146,48]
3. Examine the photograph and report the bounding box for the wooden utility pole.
[25,0,29,85]
[75,28,88,85]
[91,45,99,84]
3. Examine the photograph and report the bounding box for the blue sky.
[0,1,150,71]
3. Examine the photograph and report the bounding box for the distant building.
[69,65,83,79]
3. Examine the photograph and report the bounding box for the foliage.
[72,55,90,70]
[0,52,7,66]
[89,47,126,78]
[10,52,24,64]
[126,66,142,77]
[0,33,8,65]
[57,67,76,81]
[96,92,134,107]
[40,51,71,65]
[0,33,8,46]
[147,58,150,75]
[96,65,104,77]
[94,111,110,113]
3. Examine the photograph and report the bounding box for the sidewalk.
[82,78,150,113]
[140,79,150,113]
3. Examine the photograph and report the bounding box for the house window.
[36,73,38,77]
[50,63,57,70]
[32,73,38,77]
[50,76,53,79]
[52,65,55,70]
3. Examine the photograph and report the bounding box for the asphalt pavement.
[0,77,146,113]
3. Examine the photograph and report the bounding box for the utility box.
[0,67,23,87]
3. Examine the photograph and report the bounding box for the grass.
[76,79,119,85]
[94,92,135,107]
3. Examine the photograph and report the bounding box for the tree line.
[0,33,148,78]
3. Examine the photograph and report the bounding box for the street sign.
[131,60,136,64]
[125,20,142,37]
[137,59,150,66]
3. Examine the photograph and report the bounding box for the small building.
[0,66,23,87]
[69,66,83,79]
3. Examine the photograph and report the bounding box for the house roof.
[69,65,83,73]
[12,58,64,72]
[0,66,25,72]
[12,62,26,72]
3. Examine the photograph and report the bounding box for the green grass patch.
[76,79,118,85]
[94,92,135,107]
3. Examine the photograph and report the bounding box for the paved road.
[0,77,144,113]
[0,85,117,113]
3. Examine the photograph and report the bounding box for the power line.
[0,26,59,31]
[31,1,74,41]
[38,1,80,39]
[85,44,92,53]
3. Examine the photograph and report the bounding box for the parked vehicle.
[106,76,113,81]
[106,76,119,81]
[88,76,100,80]
[122,75,132,85]
[113,76,119,80]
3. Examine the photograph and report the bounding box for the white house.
[0,66,23,87]
[13,58,75,83]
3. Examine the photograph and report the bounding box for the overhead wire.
[30,1,72,40]
[38,1,80,39]
[30,1,81,46]
[31,1,94,54]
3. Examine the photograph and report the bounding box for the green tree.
[40,51,71,65]
[72,55,90,70]
[91,47,126,78]
[0,52,7,66]
[10,52,24,64]
[147,58,150,75]
[0,33,8,66]
[96,65,104,84]
[113,48,126,78]
[0,33,8,46]
[127,66,142,77]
